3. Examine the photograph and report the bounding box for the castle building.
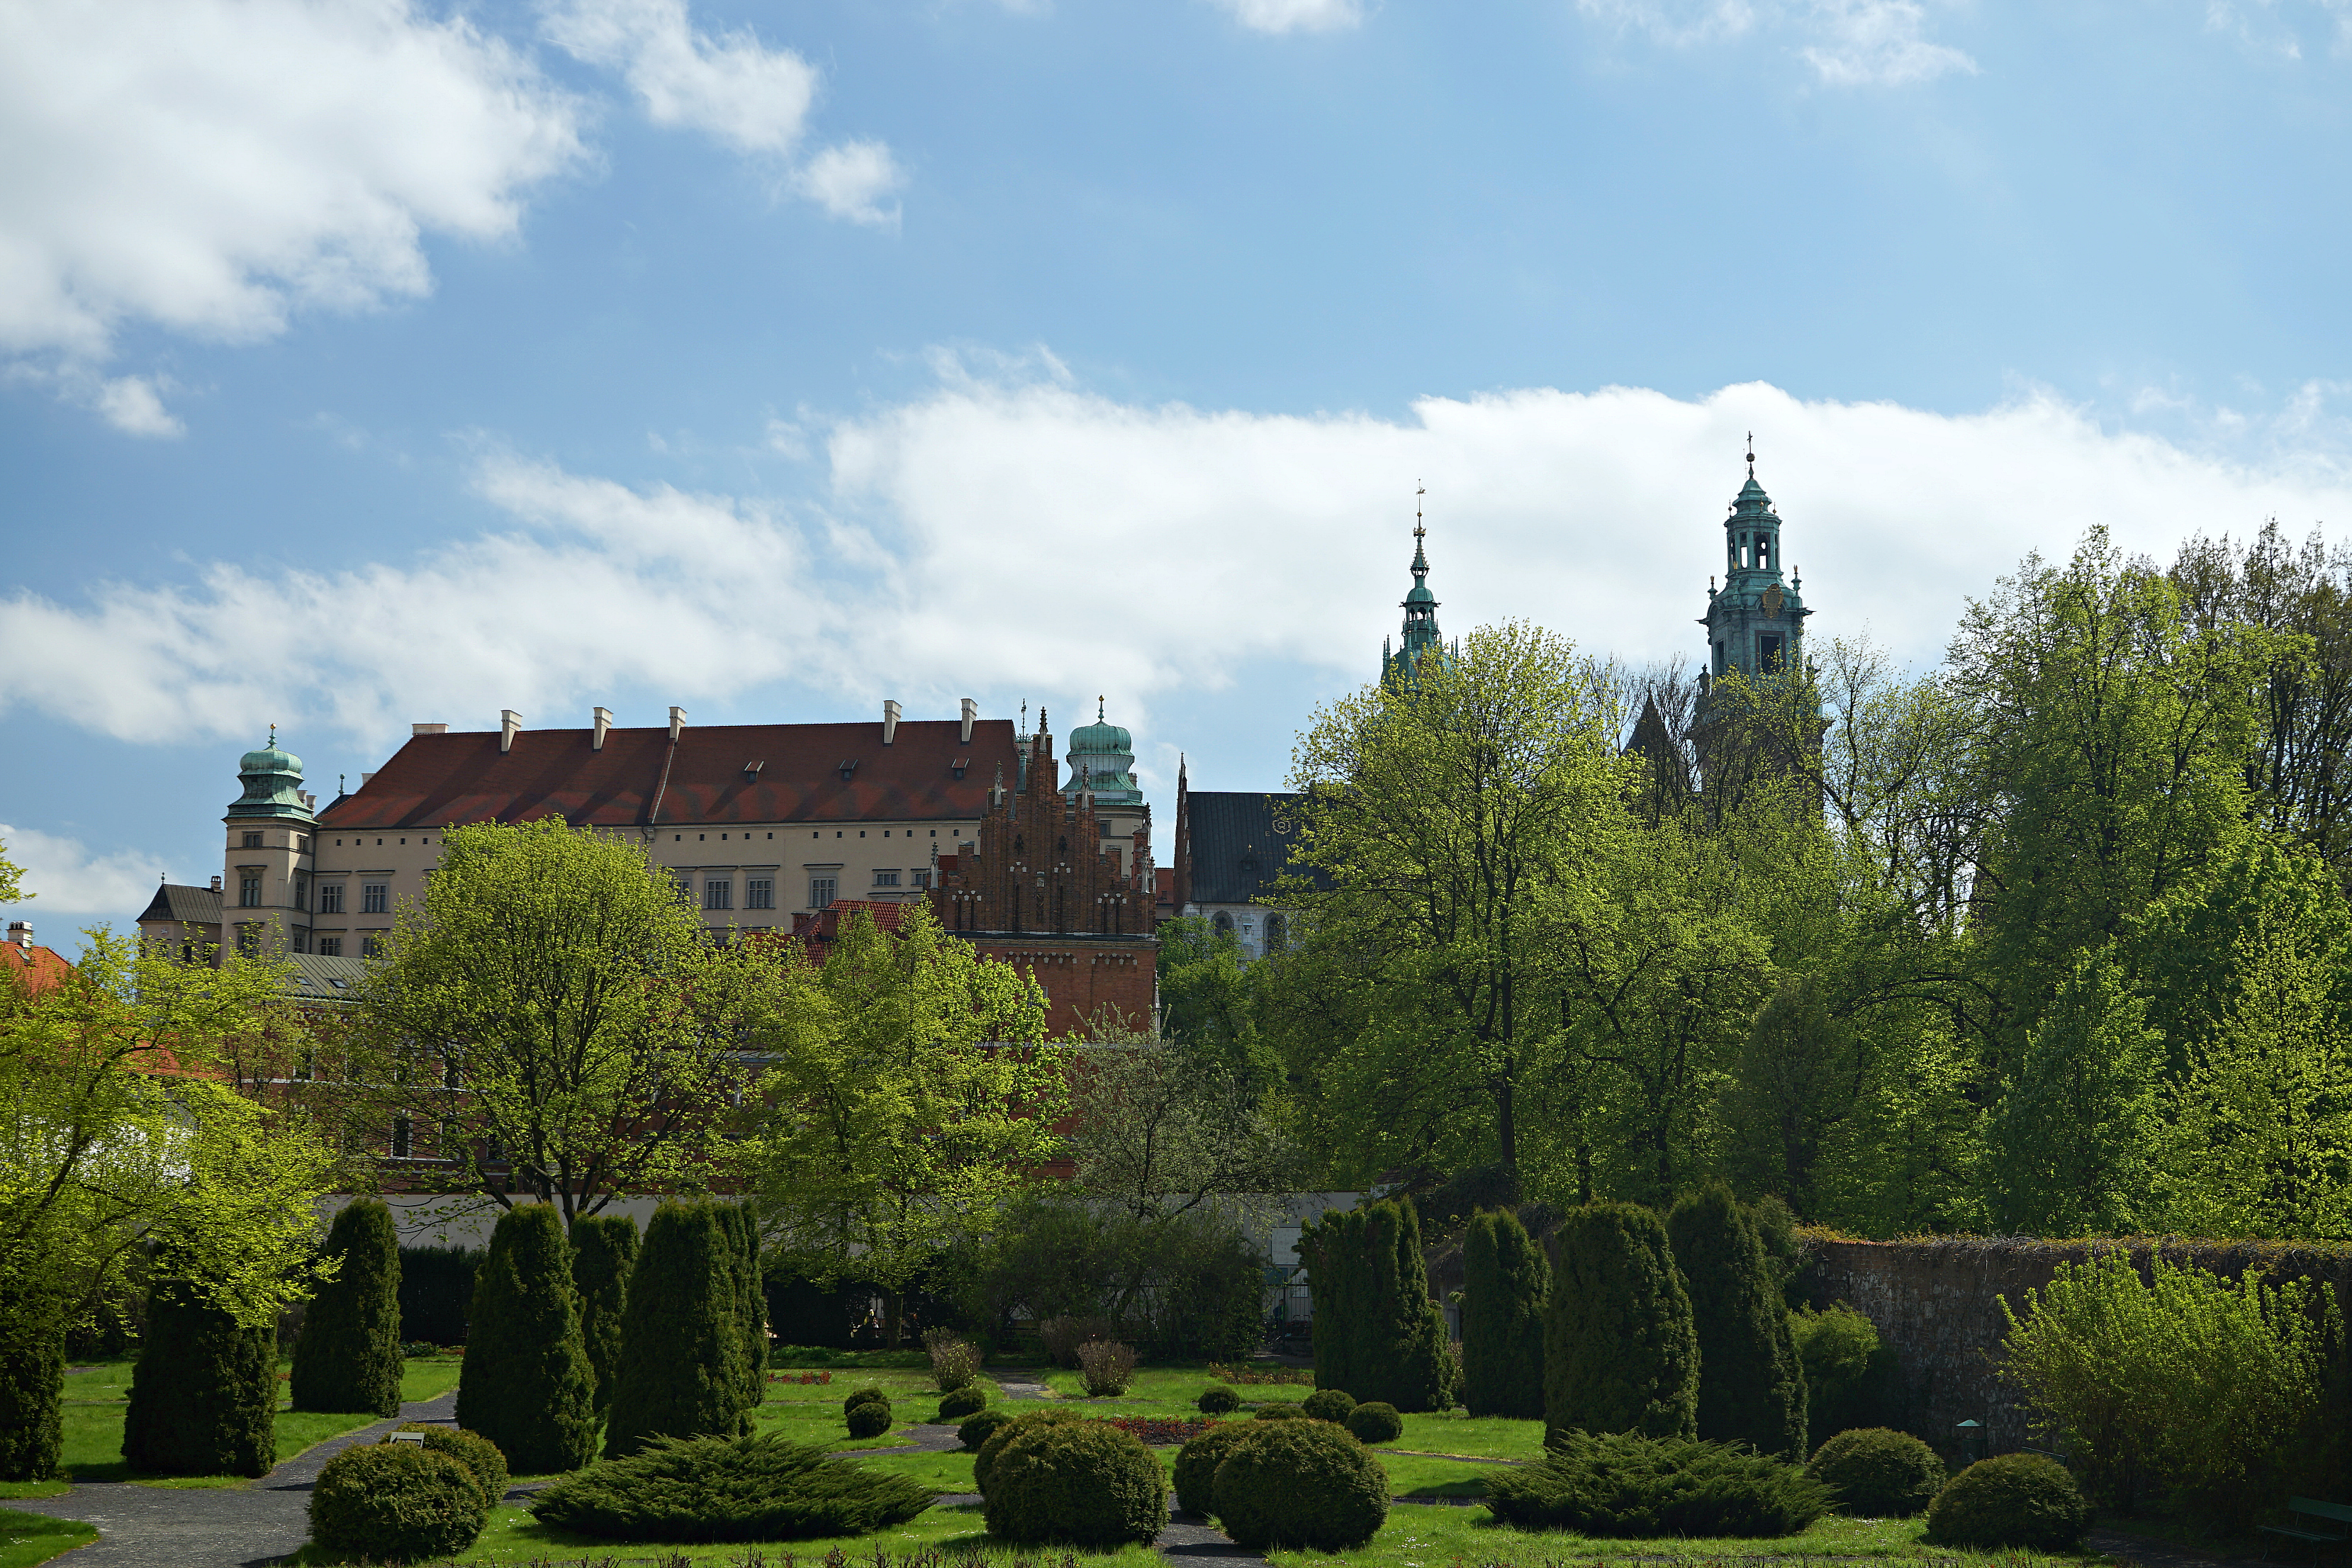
[1701,447,1811,683]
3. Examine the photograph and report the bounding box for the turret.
[1383,493,1444,685]
[1701,441,1810,683]
[220,727,318,959]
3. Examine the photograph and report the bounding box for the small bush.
[401,1342,438,1359]
[1076,1338,1137,1396]
[983,1419,1167,1545]
[923,1328,983,1394]
[936,1385,987,1421]
[974,1407,1088,1495]
[843,1387,891,1413]
[1808,1428,1944,1518]
[1925,1454,2090,1550]
[958,1407,1015,1452]
[530,1433,931,1541]
[1197,1385,1241,1415]
[1175,1423,1261,1516]
[1303,1388,1357,1423]
[393,1425,510,1507]
[1038,1315,1119,1370]
[845,1401,893,1440]
[1253,1402,1307,1421]
[1348,1401,1403,1444]
[1485,1430,1830,1538]
[1211,1415,1389,1550]
[309,1442,490,1562]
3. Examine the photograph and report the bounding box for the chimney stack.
[960,698,977,744]
[412,722,447,736]
[883,700,902,745]
[668,706,687,742]
[593,707,613,751]
[500,710,522,753]
[210,875,223,893]
[6,921,30,949]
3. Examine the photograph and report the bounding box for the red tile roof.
[318,719,1020,831]
[2,942,73,996]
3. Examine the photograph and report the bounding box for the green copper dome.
[227,727,313,822]
[1064,698,1143,806]
[1068,697,1133,756]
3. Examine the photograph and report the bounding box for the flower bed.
[1207,1362,1314,1385]
[1099,1415,1221,1446]
[769,1370,836,1384]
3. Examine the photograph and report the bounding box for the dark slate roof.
[1185,790,1328,905]
[138,883,223,926]
[315,719,1020,831]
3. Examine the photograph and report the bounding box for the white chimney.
[500,710,522,753]
[960,698,978,744]
[360,772,376,785]
[668,705,687,741]
[412,722,448,737]
[883,700,902,745]
[593,707,613,750]
[209,875,223,893]
[6,921,30,949]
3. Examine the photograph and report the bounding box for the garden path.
[12,1389,461,1568]
[2088,1527,2273,1568]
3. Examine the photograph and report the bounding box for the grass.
[0,1508,96,1568]
[851,1450,981,1495]
[754,1367,991,1452]
[768,1347,934,1370]
[1034,1366,1273,1408]
[1372,1411,1550,1463]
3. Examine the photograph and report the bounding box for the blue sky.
[9,0,2352,939]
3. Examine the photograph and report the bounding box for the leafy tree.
[1155,917,1272,1088]
[456,1203,597,1473]
[569,1214,638,1417]
[607,1199,751,1457]
[1298,1198,1455,1411]
[1718,978,1864,1218]
[0,839,26,906]
[963,1197,1267,1360]
[1665,1182,1805,1457]
[1066,1027,1296,1225]
[291,1197,403,1416]
[350,817,765,1223]
[1545,1201,1696,1440]
[1460,1208,1548,1419]
[748,905,1065,1344]
[121,1262,276,1477]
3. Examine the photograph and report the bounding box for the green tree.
[1718,977,1864,1218]
[290,1198,403,1416]
[719,1202,768,1412]
[1065,1027,1296,1225]
[569,1214,638,1417]
[351,817,765,1223]
[1155,917,1272,1087]
[605,1199,751,1457]
[1665,1182,1805,1457]
[1460,1208,1548,1419]
[121,1262,276,1477]
[749,905,1066,1344]
[1298,1198,1455,1411]
[1544,1201,1696,1440]
[455,1203,597,1473]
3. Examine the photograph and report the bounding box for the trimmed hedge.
[974,1407,1087,1496]
[846,1401,892,1439]
[1253,1403,1307,1421]
[1197,1385,1241,1415]
[1175,1423,1260,1516]
[1299,1198,1456,1413]
[1348,1401,1403,1444]
[0,1284,64,1482]
[1301,1388,1357,1423]
[1544,1203,1698,1441]
[308,1441,489,1562]
[958,1407,1015,1452]
[717,1204,768,1411]
[1210,1415,1389,1551]
[530,1433,931,1541]
[605,1201,750,1459]
[936,1386,987,1421]
[292,1198,405,1417]
[121,1266,274,1477]
[1667,1183,1806,1458]
[1925,1454,2090,1550]
[569,1214,639,1418]
[393,1424,510,1508]
[1461,1208,1550,1420]
[844,1387,891,1413]
[1808,1428,1944,1518]
[456,1204,597,1474]
[1485,1430,1830,1538]
[982,1418,1167,1546]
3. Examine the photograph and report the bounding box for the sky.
[8,0,2352,942]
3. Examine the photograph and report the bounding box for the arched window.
[1213,911,1235,938]
[1263,914,1287,953]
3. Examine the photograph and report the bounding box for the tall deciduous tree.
[1460,1209,1548,1419]
[1066,1027,1295,1225]
[291,1197,403,1416]
[351,817,764,1223]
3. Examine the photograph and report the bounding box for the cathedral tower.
[1382,499,1443,685]
[1701,442,1810,684]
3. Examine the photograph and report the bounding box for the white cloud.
[1799,0,1977,84]
[0,0,583,419]
[0,822,170,923]
[1205,0,1365,34]
[4,375,2350,759]
[1574,0,1756,47]
[795,142,907,228]
[540,0,815,155]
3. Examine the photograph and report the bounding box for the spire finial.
[1097,695,1105,722]
[1745,432,1755,475]
[1415,481,1426,539]
[1020,700,1028,734]
[268,722,277,749]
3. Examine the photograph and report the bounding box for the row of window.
[237,875,388,913]
[685,871,931,912]
[233,926,386,958]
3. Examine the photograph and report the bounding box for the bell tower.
[1701,438,1810,685]
[1382,487,1443,685]
[221,726,318,958]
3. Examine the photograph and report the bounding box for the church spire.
[1384,485,1443,685]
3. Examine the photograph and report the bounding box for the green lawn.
[0,1508,95,1568]
[754,1365,997,1450]
[852,1449,981,1494]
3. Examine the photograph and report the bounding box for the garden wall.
[1805,1236,2352,1460]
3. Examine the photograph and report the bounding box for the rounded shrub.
[1808,1428,1944,1518]
[845,1401,893,1440]
[1211,1415,1389,1550]
[844,1387,891,1413]
[394,1425,510,1508]
[1197,1384,1241,1415]
[936,1385,987,1421]
[974,1407,1088,1496]
[983,1418,1167,1546]
[958,1407,1015,1452]
[1303,1388,1357,1423]
[1347,1401,1403,1445]
[1253,1401,1307,1421]
[308,1441,490,1562]
[1925,1454,2090,1550]
[1175,1422,1261,1516]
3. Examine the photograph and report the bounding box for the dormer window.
[837,758,858,781]
[951,756,969,779]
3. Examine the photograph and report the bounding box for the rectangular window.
[237,923,261,956]
[873,870,900,887]
[809,876,837,909]
[362,882,388,914]
[704,879,732,911]
[293,873,308,910]
[1759,634,1783,672]
[391,1116,413,1159]
[239,874,262,907]
[242,831,263,849]
[912,870,931,888]
[361,934,385,958]
[316,936,343,957]
[746,878,774,909]
[317,883,344,914]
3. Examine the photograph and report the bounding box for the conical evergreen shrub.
[291,1197,405,1416]
[121,1266,276,1477]
[1299,1198,1454,1412]
[1462,1208,1549,1418]
[605,1199,751,1458]
[570,1215,639,1417]
[455,1204,597,1474]
[1544,1201,1697,1440]
[1667,1182,1806,1457]
[0,1281,64,1481]
[719,1203,768,1411]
